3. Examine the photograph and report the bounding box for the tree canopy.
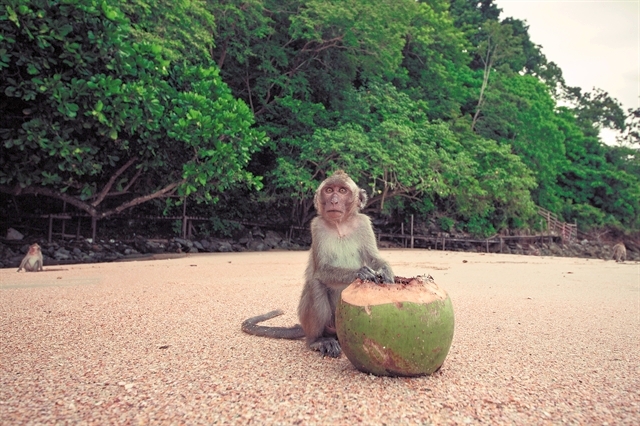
[1,0,265,219]
[1,0,638,236]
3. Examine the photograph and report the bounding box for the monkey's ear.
[357,188,367,210]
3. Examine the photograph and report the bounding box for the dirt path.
[1,250,638,424]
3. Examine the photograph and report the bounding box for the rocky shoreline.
[1,226,636,270]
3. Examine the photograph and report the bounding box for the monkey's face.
[320,183,353,221]
[29,243,41,255]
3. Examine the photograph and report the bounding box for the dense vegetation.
[1,0,638,238]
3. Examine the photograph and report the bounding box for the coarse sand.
[1,250,638,425]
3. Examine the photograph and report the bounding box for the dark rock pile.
[1,229,636,270]
[468,239,637,261]
[0,228,304,269]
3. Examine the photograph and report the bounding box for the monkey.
[242,170,395,357]
[612,243,626,262]
[17,243,43,272]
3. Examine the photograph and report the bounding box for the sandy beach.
[1,250,638,424]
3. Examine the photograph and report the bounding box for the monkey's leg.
[298,280,342,358]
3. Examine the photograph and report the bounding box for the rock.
[54,248,71,260]
[247,240,266,251]
[278,240,292,249]
[6,228,24,240]
[218,242,233,252]
[146,240,166,254]
[251,227,265,239]
[235,227,252,244]
[174,238,193,248]
[549,243,564,256]
[133,237,149,254]
[264,231,283,248]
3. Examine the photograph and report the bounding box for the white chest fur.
[316,227,363,269]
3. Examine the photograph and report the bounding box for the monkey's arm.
[357,218,395,283]
[310,262,364,289]
[17,258,27,272]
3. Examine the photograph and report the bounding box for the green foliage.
[476,74,567,210]
[556,108,640,230]
[119,0,216,61]
[207,217,243,238]
[271,83,536,234]
[0,0,265,218]
[438,216,455,232]
[396,0,473,120]
[210,0,414,121]
[1,0,637,236]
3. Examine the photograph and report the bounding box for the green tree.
[0,0,265,220]
[556,108,640,230]
[475,74,567,211]
[271,83,535,234]
[396,0,472,121]
[210,0,413,122]
[119,0,217,61]
[471,20,523,130]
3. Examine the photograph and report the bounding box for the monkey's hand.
[357,266,393,285]
[379,270,395,284]
[357,266,379,283]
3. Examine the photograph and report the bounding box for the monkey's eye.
[339,187,347,193]
[325,187,334,193]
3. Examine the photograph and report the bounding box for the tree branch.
[0,185,97,217]
[1,178,186,219]
[92,157,138,207]
[100,179,186,218]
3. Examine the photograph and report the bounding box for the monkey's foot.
[309,337,341,358]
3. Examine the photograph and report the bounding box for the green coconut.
[336,276,454,377]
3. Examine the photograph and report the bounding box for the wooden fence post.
[181,198,188,239]
[91,216,97,241]
[61,201,66,239]
[410,215,414,249]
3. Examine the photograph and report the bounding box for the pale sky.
[494,0,639,142]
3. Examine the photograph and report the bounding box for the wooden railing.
[537,206,577,242]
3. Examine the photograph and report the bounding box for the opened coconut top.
[341,276,448,307]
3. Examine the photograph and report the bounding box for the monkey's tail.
[241,309,306,339]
